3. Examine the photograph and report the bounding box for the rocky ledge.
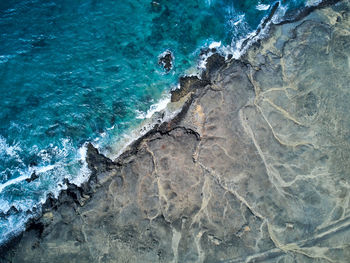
[1,1,350,262]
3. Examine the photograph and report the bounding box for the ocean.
[0,0,316,245]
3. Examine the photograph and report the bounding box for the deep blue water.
[0,0,311,245]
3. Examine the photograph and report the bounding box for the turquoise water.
[0,0,309,244]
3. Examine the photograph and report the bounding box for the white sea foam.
[100,91,182,161]
[256,4,270,11]
[0,135,22,160]
[106,125,115,131]
[198,53,210,69]
[197,40,223,69]
[0,212,29,246]
[233,15,245,26]
[0,175,28,193]
[136,94,171,120]
[272,2,289,23]
[158,50,174,61]
[306,0,323,7]
[36,164,56,174]
[70,143,91,186]
[0,135,91,219]
[198,1,284,71]
[209,41,221,49]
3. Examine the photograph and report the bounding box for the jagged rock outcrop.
[2,1,350,262]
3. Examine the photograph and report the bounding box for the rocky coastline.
[1,0,350,262]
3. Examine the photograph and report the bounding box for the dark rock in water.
[170,76,209,102]
[151,1,162,13]
[8,206,19,215]
[201,53,226,80]
[86,142,116,174]
[25,172,39,183]
[158,50,174,72]
[199,47,210,57]
[0,206,19,218]
[240,2,279,51]
[40,193,59,211]
[29,161,37,167]
[261,1,279,29]
[31,38,46,48]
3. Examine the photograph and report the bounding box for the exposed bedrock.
[2,1,350,262]
[158,50,174,73]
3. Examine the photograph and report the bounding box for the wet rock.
[158,50,174,72]
[25,172,39,183]
[170,76,209,102]
[0,206,19,218]
[199,47,210,57]
[201,53,226,80]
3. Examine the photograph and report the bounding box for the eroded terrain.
[2,1,350,262]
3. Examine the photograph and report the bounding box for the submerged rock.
[2,1,350,262]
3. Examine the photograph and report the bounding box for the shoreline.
[97,0,343,164]
[1,0,349,261]
[0,0,340,252]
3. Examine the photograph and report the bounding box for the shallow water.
[0,0,309,245]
